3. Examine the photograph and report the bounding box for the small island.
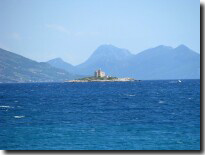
[66,69,138,82]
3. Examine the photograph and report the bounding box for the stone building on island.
[94,69,106,78]
[65,69,136,82]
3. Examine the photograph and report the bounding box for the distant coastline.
[0,44,200,83]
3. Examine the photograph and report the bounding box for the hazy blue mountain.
[0,48,78,83]
[75,44,134,76]
[74,44,200,79]
[5,43,199,82]
[125,44,200,79]
[47,58,76,73]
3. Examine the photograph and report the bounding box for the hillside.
[126,45,200,79]
[75,44,134,76]
[0,48,77,83]
[47,44,200,80]
[47,58,76,73]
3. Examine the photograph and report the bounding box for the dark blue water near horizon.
[0,80,200,150]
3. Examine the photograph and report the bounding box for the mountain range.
[0,48,79,83]
[0,44,200,83]
[48,44,200,80]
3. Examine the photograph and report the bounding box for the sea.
[0,79,200,150]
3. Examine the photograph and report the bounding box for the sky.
[0,0,200,65]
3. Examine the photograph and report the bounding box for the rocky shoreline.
[65,78,138,83]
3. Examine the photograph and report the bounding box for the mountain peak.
[175,44,189,50]
[95,44,132,54]
[47,57,75,74]
[76,44,134,72]
[97,44,120,50]
[154,45,173,50]
[91,44,132,60]
[0,48,77,82]
[49,57,64,62]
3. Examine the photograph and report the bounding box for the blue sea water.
[0,80,200,150]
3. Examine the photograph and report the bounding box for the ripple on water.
[0,105,13,108]
[124,94,136,97]
[159,100,165,104]
[14,116,25,119]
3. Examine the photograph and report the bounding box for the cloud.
[45,24,70,35]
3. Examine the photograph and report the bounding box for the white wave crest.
[159,100,165,104]
[125,94,136,97]
[0,105,12,108]
[14,116,25,119]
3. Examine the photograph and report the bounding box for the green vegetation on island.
[65,69,137,82]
